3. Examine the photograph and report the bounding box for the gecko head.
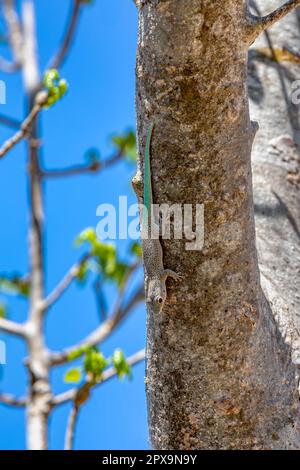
[147,279,167,315]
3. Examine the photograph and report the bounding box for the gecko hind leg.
[161,269,184,282]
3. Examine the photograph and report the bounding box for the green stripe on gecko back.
[142,123,154,229]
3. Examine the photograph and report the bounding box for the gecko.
[132,123,183,315]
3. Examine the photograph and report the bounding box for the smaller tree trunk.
[22,0,51,450]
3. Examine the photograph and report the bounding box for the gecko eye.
[157,297,163,304]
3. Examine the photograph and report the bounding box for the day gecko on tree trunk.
[132,124,183,315]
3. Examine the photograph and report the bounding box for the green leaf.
[67,345,90,362]
[0,275,30,297]
[112,262,129,287]
[76,260,89,283]
[43,69,68,107]
[43,68,59,88]
[64,368,82,384]
[0,303,6,319]
[58,79,68,97]
[84,347,108,382]
[130,242,142,258]
[75,227,98,247]
[111,130,136,161]
[75,229,130,285]
[112,349,132,379]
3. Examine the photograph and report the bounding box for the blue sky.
[0,0,148,450]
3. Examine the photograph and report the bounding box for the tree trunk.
[22,0,50,450]
[136,0,300,449]
[250,0,300,366]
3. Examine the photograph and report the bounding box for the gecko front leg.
[132,170,143,200]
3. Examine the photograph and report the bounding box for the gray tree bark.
[136,0,300,449]
[251,0,300,367]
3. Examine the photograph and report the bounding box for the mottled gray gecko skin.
[132,127,183,315]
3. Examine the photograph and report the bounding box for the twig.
[0,91,48,160]
[0,56,20,73]
[0,318,26,337]
[41,150,124,179]
[0,393,27,407]
[52,349,146,407]
[48,0,82,70]
[64,404,80,450]
[41,162,101,179]
[111,261,140,319]
[0,114,22,129]
[94,277,108,321]
[43,253,91,310]
[64,342,144,450]
[246,0,300,43]
[49,284,144,366]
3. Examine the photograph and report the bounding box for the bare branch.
[52,349,146,407]
[64,346,145,449]
[94,277,108,321]
[42,162,101,179]
[3,0,23,68]
[246,1,300,43]
[41,150,124,179]
[49,284,144,366]
[0,56,20,73]
[0,393,27,407]
[0,114,22,129]
[0,318,26,337]
[64,404,80,450]
[43,253,91,310]
[48,0,82,70]
[0,91,48,160]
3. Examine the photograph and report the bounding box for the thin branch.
[246,0,300,43]
[52,349,146,407]
[41,162,100,179]
[0,393,27,407]
[0,114,22,129]
[3,0,23,68]
[94,277,108,321]
[0,91,48,160]
[48,0,82,70]
[49,283,144,366]
[41,150,124,179]
[0,56,19,73]
[111,261,140,320]
[43,253,91,310]
[64,343,144,450]
[0,318,26,337]
[64,404,80,450]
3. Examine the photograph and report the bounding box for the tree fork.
[136,0,300,449]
